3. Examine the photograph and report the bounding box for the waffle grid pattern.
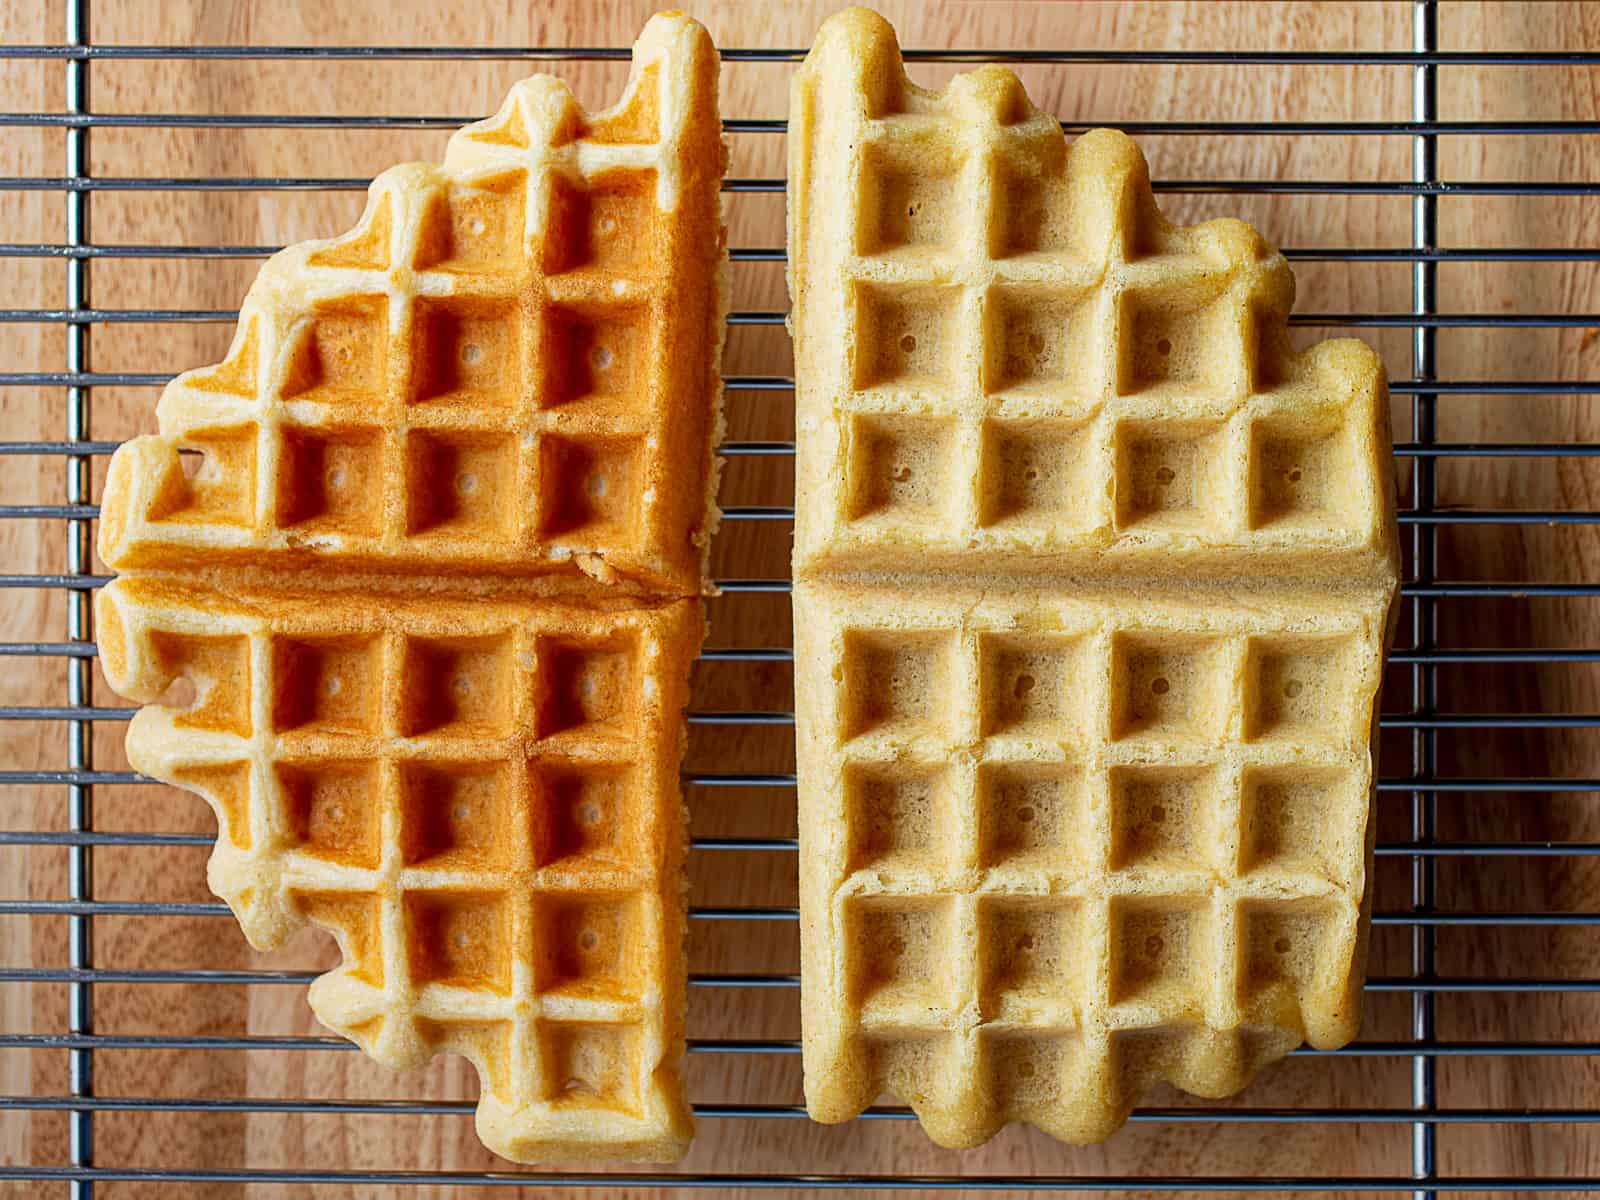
[92,12,722,1164]
[100,19,723,596]
[791,21,1389,580]
[790,8,1398,1148]
[796,585,1383,1144]
[98,580,694,1158]
[6,0,1589,1193]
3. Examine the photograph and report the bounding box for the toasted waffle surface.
[95,11,723,1163]
[100,12,725,596]
[99,578,698,1159]
[789,7,1400,1147]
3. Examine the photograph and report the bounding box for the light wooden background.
[2,1,1599,1197]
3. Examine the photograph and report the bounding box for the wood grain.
[1,1,1597,1196]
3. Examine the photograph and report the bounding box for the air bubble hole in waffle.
[94,12,725,1165]
[790,7,1399,1149]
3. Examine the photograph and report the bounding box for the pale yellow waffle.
[94,11,724,1164]
[789,8,1400,1147]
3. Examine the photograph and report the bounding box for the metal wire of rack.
[2,0,1600,1193]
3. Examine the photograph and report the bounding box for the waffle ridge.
[789,8,1400,1148]
[788,12,1393,584]
[100,12,725,597]
[94,11,724,1164]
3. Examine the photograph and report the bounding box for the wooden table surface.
[2,1,1599,1196]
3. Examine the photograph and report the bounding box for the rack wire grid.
[2,0,1600,1195]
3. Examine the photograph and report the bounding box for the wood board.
[1,1,1598,1195]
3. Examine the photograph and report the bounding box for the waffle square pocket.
[790,8,1398,1148]
[95,12,726,1165]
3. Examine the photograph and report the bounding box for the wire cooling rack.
[3,0,1600,1193]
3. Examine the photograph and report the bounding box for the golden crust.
[100,12,725,597]
[98,577,698,1161]
[93,10,724,1165]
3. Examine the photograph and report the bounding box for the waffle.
[99,578,698,1160]
[95,11,724,1164]
[100,13,725,597]
[789,8,1400,1147]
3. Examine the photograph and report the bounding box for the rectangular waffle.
[101,15,725,598]
[95,12,724,1163]
[789,7,1399,1147]
[99,577,696,1160]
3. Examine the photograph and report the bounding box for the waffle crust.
[95,12,725,1164]
[789,7,1400,1147]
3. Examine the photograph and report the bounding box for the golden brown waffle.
[99,578,697,1160]
[789,7,1400,1147]
[95,11,724,1164]
[101,13,725,597]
